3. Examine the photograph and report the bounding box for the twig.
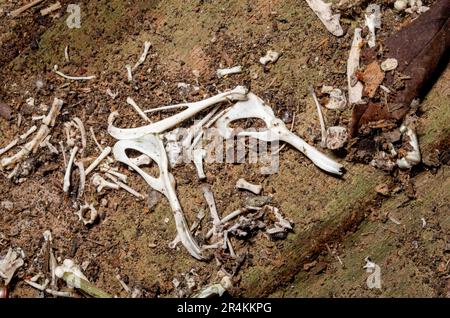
[10,0,45,18]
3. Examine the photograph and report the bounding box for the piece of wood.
[10,0,45,18]
[40,2,61,16]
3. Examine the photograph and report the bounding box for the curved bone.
[347,28,364,104]
[306,0,344,37]
[112,134,204,260]
[108,86,248,140]
[215,93,344,175]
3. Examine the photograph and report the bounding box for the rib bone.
[108,86,248,140]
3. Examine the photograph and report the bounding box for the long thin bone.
[347,28,364,104]
[89,127,103,152]
[215,93,344,175]
[126,97,151,123]
[53,65,95,81]
[85,146,112,176]
[75,161,85,198]
[236,178,262,194]
[309,85,328,148]
[108,86,248,140]
[365,4,381,48]
[201,184,220,230]
[1,98,63,169]
[113,134,204,260]
[10,0,44,17]
[105,173,145,199]
[205,208,248,240]
[0,123,36,156]
[92,173,119,192]
[125,65,133,82]
[72,117,87,150]
[63,146,79,193]
[133,41,151,71]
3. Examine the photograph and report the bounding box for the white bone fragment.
[41,2,61,16]
[43,97,63,127]
[305,0,344,37]
[133,41,152,71]
[236,178,262,195]
[100,165,127,183]
[126,97,151,123]
[105,173,145,199]
[216,93,344,175]
[268,206,293,230]
[347,28,364,104]
[125,64,133,82]
[85,146,112,176]
[310,85,328,148]
[144,104,187,114]
[25,278,50,292]
[0,248,24,285]
[216,66,242,78]
[326,126,348,150]
[76,203,98,225]
[72,117,87,150]
[64,122,77,147]
[259,50,280,65]
[55,259,88,286]
[379,85,392,93]
[192,148,206,179]
[194,276,232,298]
[0,139,19,156]
[64,45,70,62]
[75,161,85,198]
[55,259,112,297]
[321,86,347,110]
[113,134,204,260]
[365,4,381,48]
[63,146,79,193]
[116,274,131,293]
[26,97,35,107]
[91,173,119,192]
[24,279,49,291]
[1,125,50,168]
[59,141,67,167]
[227,237,236,257]
[169,207,207,248]
[205,208,248,240]
[43,230,57,288]
[130,154,151,167]
[32,115,45,121]
[394,0,408,11]
[45,289,76,297]
[421,217,426,228]
[89,127,103,152]
[109,86,248,140]
[106,88,119,99]
[53,65,95,81]
[396,125,421,169]
[201,184,221,229]
[380,58,398,72]
[44,136,59,154]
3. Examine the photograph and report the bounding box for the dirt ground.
[0,0,448,298]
